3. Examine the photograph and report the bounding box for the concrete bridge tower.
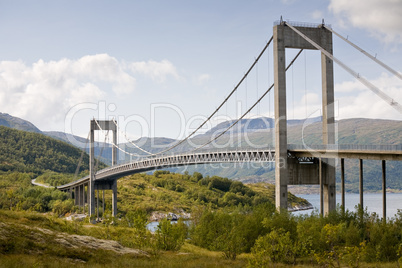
[273,20,336,214]
[89,120,117,217]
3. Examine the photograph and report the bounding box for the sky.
[0,0,401,142]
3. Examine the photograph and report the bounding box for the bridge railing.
[95,147,276,174]
[273,20,331,29]
[118,147,276,164]
[288,144,402,152]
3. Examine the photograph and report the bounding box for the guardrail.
[288,144,402,151]
[273,20,331,29]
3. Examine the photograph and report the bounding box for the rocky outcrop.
[149,210,191,222]
[0,222,149,257]
[288,204,314,212]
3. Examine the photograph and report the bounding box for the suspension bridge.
[55,20,402,220]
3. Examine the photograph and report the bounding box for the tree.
[249,229,296,267]
[155,218,187,251]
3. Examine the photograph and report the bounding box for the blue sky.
[0,0,401,141]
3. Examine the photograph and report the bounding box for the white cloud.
[0,55,185,130]
[283,73,401,121]
[281,0,297,4]
[311,10,323,20]
[336,73,402,119]
[329,0,402,44]
[196,73,210,85]
[334,80,367,93]
[129,59,181,82]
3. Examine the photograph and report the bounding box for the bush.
[155,218,187,251]
[249,229,296,267]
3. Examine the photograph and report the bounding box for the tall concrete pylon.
[89,120,117,217]
[273,21,336,214]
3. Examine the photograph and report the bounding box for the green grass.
[0,209,251,268]
[115,172,310,215]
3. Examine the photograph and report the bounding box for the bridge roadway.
[57,144,402,191]
[57,149,276,190]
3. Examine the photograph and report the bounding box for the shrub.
[155,218,187,251]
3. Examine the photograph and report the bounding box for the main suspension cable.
[73,131,90,180]
[286,22,402,114]
[193,49,304,152]
[323,25,402,81]
[112,119,153,155]
[152,36,274,155]
[93,119,146,159]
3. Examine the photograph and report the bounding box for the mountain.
[0,113,42,133]
[202,116,322,136]
[0,112,400,191]
[44,131,89,147]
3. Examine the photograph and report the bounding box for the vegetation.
[116,171,309,215]
[1,204,401,267]
[0,171,76,215]
[0,120,401,266]
[0,126,103,174]
[190,204,402,266]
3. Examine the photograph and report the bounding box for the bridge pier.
[319,158,323,215]
[341,158,345,212]
[112,180,117,217]
[382,160,386,220]
[83,184,87,213]
[74,186,80,207]
[97,187,99,220]
[359,159,363,210]
[103,190,105,216]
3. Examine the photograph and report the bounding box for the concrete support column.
[112,180,117,217]
[321,28,336,215]
[102,190,105,217]
[359,159,363,209]
[382,160,386,221]
[319,157,323,216]
[75,186,80,206]
[89,121,96,217]
[87,183,90,213]
[273,24,288,211]
[81,184,85,213]
[97,187,99,220]
[341,158,345,212]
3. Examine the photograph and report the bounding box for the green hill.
[0,126,92,174]
[116,171,310,215]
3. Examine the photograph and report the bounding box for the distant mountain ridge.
[0,113,42,133]
[1,112,401,192]
[203,116,322,135]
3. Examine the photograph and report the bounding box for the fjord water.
[147,193,402,231]
[294,193,402,219]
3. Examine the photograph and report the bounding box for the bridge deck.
[57,145,401,190]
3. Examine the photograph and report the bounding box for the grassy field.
[0,209,250,268]
[1,209,401,267]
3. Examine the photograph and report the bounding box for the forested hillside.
[0,126,92,174]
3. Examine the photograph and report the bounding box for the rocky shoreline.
[149,211,191,222]
[148,204,313,223]
[288,204,314,212]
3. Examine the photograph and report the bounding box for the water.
[146,194,402,230]
[293,193,402,219]
[146,220,191,232]
[147,221,160,232]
